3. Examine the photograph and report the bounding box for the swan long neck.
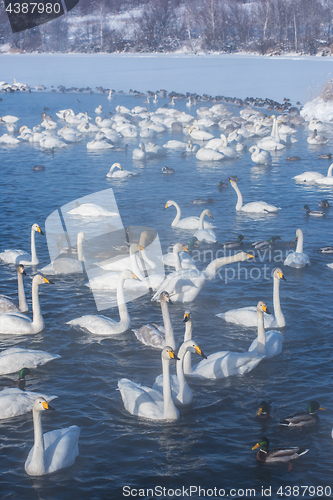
[273,276,285,327]
[327,164,333,177]
[160,301,175,349]
[30,228,39,265]
[130,252,145,280]
[117,275,130,326]
[173,246,182,271]
[233,183,243,210]
[17,271,28,312]
[204,253,244,281]
[271,116,280,142]
[32,279,44,331]
[171,202,181,226]
[183,320,193,375]
[198,211,206,230]
[256,308,266,355]
[175,344,190,404]
[77,235,85,262]
[295,232,304,253]
[31,409,46,474]
[162,357,178,419]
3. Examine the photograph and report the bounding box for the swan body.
[217,268,286,328]
[152,252,253,303]
[67,202,118,217]
[162,241,197,270]
[189,126,214,141]
[40,232,87,275]
[249,145,271,164]
[67,270,139,335]
[196,148,225,161]
[165,200,215,229]
[252,437,308,463]
[229,179,280,213]
[293,164,333,183]
[0,264,28,313]
[314,164,333,185]
[0,347,60,375]
[118,346,180,421]
[193,209,217,243]
[163,140,188,150]
[0,223,44,266]
[307,129,328,145]
[86,138,114,150]
[25,397,80,476]
[106,163,136,179]
[0,275,52,334]
[132,143,146,160]
[0,389,57,420]
[284,229,310,268]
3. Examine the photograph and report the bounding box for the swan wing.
[242,202,279,213]
[67,314,127,335]
[0,311,33,334]
[133,324,165,348]
[118,378,164,419]
[191,351,264,379]
[217,307,275,328]
[0,347,60,375]
[248,330,283,358]
[0,389,57,419]
[0,250,29,264]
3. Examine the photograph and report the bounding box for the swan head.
[273,268,286,281]
[33,274,54,286]
[257,301,271,315]
[183,310,192,323]
[32,223,44,235]
[164,200,175,210]
[158,291,172,304]
[295,228,303,240]
[111,162,122,171]
[33,397,55,412]
[183,340,207,359]
[173,243,188,254]
[120,269,141,282]
[237,251,254,262]
[202,209,213,219]
[162,346,179,361]
[129,243,144,255]
[77,231,87,243]
[17,264,26,275]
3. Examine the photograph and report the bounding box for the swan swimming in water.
[193,209,217,243]
[106,163,137,179]
[0,265,28,313]
[0,347,60,376]
[0,389,57,420]
[217,268,286,328]
[40,232,87,275]
[164,200,215,229]
[249,145,271,165]
[25,397,80,476]
[229,179,280,213]
[284,229,310,268]
[314,164,333,185]
[0,223,44,266]
[67,202,118,217]
[293,164,333,183]
[118,346,180,421]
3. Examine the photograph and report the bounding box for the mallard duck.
[320,245,333,253]
[256,401,275,420]
[280,401,325,427]
[318,200,330,209]
[317,153,332,159]
[252,437,309,463]
[0,367,34,391]
[286,156,301,161]
[220,235,246,249]
[252,236,282,251]
[303,205,325,217]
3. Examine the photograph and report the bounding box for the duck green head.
[19,368,34,379]
[270,236,282,243]
[256,401,270,416]
[188,237,198,251]
[307,401,325,413]
[303,204,310,211]
[252,437,269,451]
[238,235,246,242]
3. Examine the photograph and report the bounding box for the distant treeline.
[1,0,333,55]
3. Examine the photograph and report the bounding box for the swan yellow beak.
[164,203,169,210]
[132,273,141,281]
[278,271,286,281]
[246,253,254,259]
[209,212,214,219]
[183,312,191,322]
[168,349,180,360]
[37,226,44,235]
[43,277,54,284]
[42,401,55,410]
[182,245,189,253]
[138,245,145,251]
[195,345,207,359]
[252,442,260,450]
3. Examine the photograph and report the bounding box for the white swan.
[0,389,56,420]
[257,116,285,151]
[118,346,180,421]
[151,252,253,303]
[314,164,333,185]
[307,129,328,145]
[162,239,198,270]
[229,179,280,213]
[95,116,112,128]
[164,200,215,229]
[0,264,28,313]
[0,275,52,334]
[187,302,271,380]
[0,347,60,376]
[163,140,188,150]
[195,147,225,161]
[67,270,139,335]
[106,163,137,179]
[248,303,283,359]
[249,145,271,165]
[293,164,333,183]
[86,137,114,150]
[0,223,44,266]
[25,397,80,476]
[206,134,239,158]
[67,202,118,217]
[193,209,217,243]
[217,268,286,328]
[133,291,176,349]
[189,126,214,141]
[40,232,87,275]
[132,143,146,160]
[284,229,310,268]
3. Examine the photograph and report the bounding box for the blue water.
[0,89,333,500]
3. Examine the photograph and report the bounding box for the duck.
[303,205,325,217]
[133,291,176,349]
[0,367,34,391]
[161,166,175,175]
[164,200,215,229]
[314,164,333,185]
[320,245,333,253]
[229,179,280,213]
[40,232,87,275]
[0,389,56,420]
[0,275,53,334]
[220,235,246,250]
[67,202,118,217]
[0,347,60,376]
[118,346,180,421]
[217,268,286,328]
[0,264,28,313]
[284,229,310,268]
[280,401,325,427]
[186,302,271,380]
[286,156,301,161]
[252,437,309,463]
[318,153,332,159]
[249,145,271,164]
[25,397,80,476]
[318,199,330,209]
[106,162,137,179]
[0,223,44,266]
[193,209,217,243]
[256,401,275,420]
[293,163,333,183]
[251,236,282,251]
[152,252,253,303]
[67,270,140,335]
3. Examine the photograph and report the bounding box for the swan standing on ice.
[0,223,44,266]
[0,275,53,334]
[118,346,180,421]
[25,397,80,476]
[217,268,286,328]
[284,229,310,268]
[67,270,140,335]
[229,179,280,213]
[0,265,28,313]
[164,200,215,229]
[106,163,137,179]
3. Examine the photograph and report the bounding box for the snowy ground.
[1,53,333,106]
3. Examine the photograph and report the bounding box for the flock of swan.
[1,87,333,479]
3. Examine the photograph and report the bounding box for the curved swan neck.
[204,253,244,281]
[162,356,178,419]
[30,228,39,265]
[31,409,46,474]
[198,211,207,230]
[32,279,43,330]
[160,301,175,349]
[295,231,304,253]
[17,271,28,312]
[183,320,193,375]
[173,246,182,272]
[77,234,85,263]
[327,164,333,177]
[130,251,145,280]
[117,275,129,325]
[232,183,243,210]
[256,308,266,355]
[273,276,285,327]
[170,202,181,226]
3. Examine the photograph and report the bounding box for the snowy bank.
[300,97,333,123]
